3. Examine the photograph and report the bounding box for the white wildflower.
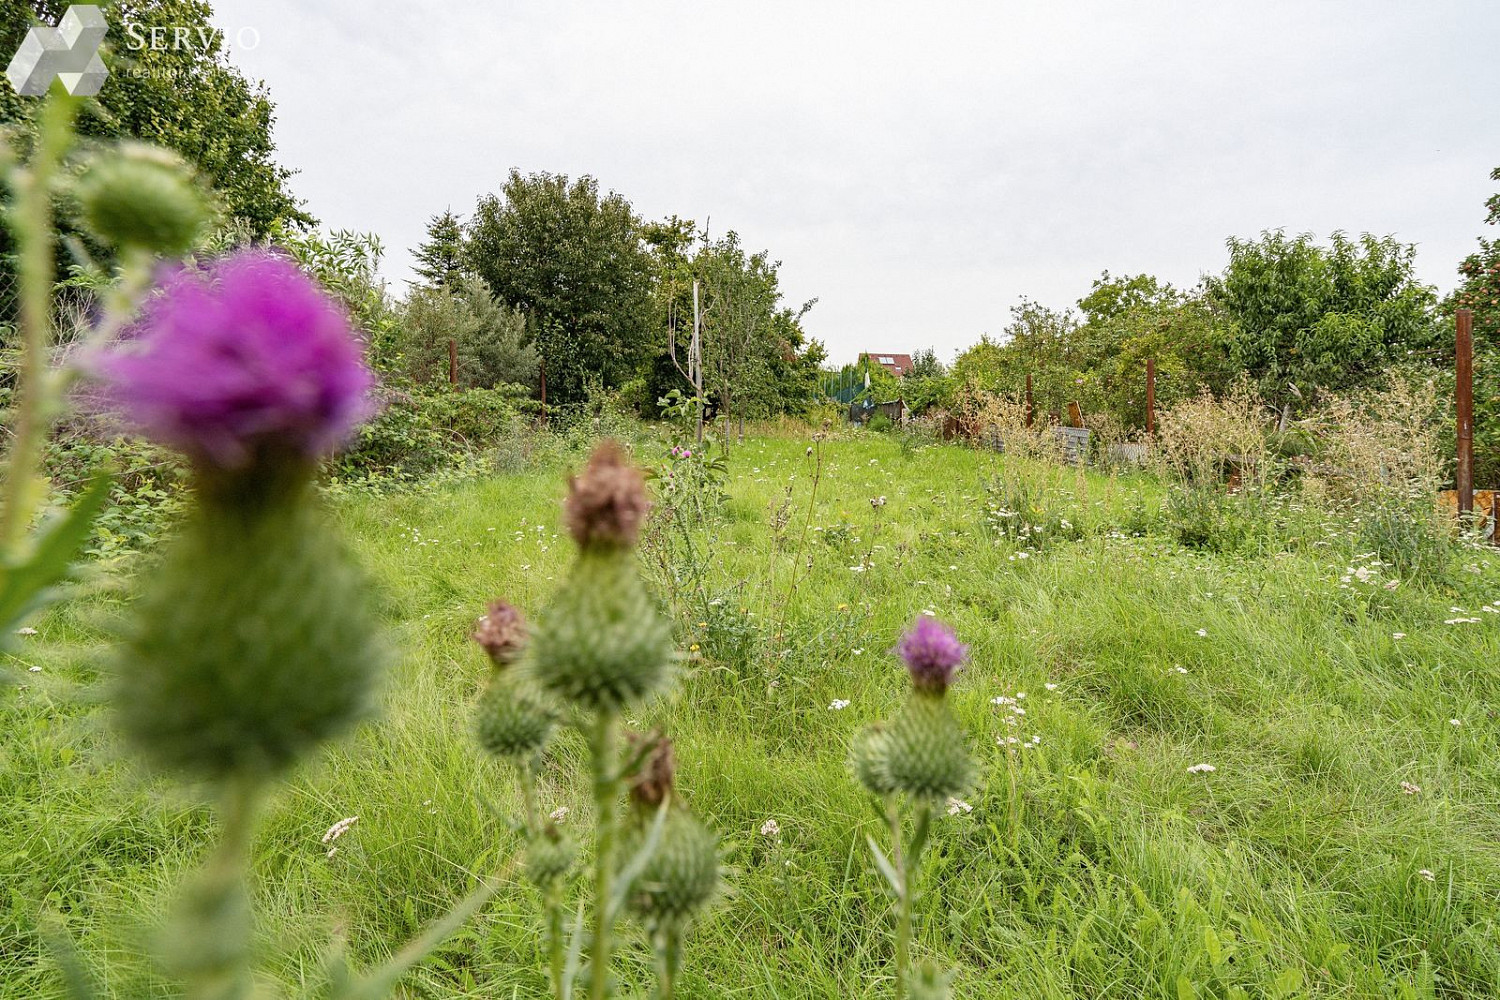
[829,699,851,711]
[760,819,781,838]
[1187,763,1216,774]
[945,797,973,816]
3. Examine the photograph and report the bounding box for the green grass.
[4,429,1500,998]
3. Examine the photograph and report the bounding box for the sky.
[208,0,1497,366]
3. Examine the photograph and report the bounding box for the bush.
[336,384,532,480]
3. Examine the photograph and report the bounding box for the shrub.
[336,384,531,480]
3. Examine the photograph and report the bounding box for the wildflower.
[1044,682,1058,691]
[760,819,781,838]
[1187,763,1216,774]
[1418,869,1436,882]
[1400,781,1421,795]
[829,699,851,710]
[96,251,373,471]
[15,627,37,636]
[472,600,528,667]
[562,441,650,550]
[1195,629,1207,637]
[945,797,973,816]
[549,806,570,824]
[1392,633,1406,640]
[851,648,865,656]
[896,616,968,693]
[28,665,41,673]
[837,603,850,611]
[321,816,358,852]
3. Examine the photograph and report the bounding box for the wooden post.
[448,339,458,386]
[1493,492,1499,547]
[539,357,548,426]
[1145,357,1156,436]
[692,280,704,445]
[1024,372,1034,428]
[1456,309,1474,517]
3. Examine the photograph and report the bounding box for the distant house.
[860,352,915,377]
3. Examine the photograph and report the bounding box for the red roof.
[861,352,915,376]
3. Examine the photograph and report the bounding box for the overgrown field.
[5,430,1500,999]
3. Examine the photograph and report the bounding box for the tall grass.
[4,432,1499,997]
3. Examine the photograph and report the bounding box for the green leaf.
[865,834,902,896]
[0,476,111,636]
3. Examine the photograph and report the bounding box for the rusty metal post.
[1146,357,1156,436]
[1024,372,1034,428]
[1493,492,1499,547]
[1457,309,1474,516]
[448,339,458,386]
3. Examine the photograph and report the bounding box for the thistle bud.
[627,731,676,808]
[849,723,896,797]
[884,694,973,801]
[625,809,720,933]
[908,964,953,1000]
[525,824,577,888]
[563,441,650,551]
[474,670,555,759]
[114,488,386,780]
[76,143,209,256]
[472,599,528,667]
[531,447,673,713]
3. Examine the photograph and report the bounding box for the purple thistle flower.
[96,250,374,470]
[897,616,968,693]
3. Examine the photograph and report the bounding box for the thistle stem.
[888,800,909,1000]
[545,879,566,999]
[179,776,261,1000]
[589,712,620,1000]
[0,96,76,549]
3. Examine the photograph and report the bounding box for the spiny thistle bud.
[627,731,677,808]
[530,447,673,713]
[472,599,528,667]
[114,486,385,780]
[850,723,897,797]
[474,670,555,759]
[76,143,209,256]
[897,617,968,694]
[526,824,577,888]
[884,694,973,801]
[563,441,650,550]
[908,964,953,1000]
[625,809,720,933]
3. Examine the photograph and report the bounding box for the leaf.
[0,476,111,635]
[865,835,902,896]
[333,875,499,1000]
[1176,974,1196,1000]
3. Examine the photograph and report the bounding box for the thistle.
[853,617,974,1000]
[95,248,383,998]
[622,734,720,1000]
[76,143,210,257]
[522,442,683,1000]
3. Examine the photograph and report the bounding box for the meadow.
[4,427,1500,999]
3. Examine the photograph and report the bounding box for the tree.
[465,170,654,408]
[1,1,311,318]
[1209,231,1441,413]
[1,1,309,232]
[400,276,538,391]
[411,209,466,288]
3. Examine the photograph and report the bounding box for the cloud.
[212,0,1497,363]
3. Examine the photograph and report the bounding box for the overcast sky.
[209,1,1496,365]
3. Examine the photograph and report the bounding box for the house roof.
[861,352,915,376]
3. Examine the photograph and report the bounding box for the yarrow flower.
[1187,763,1216,774]
[95,250,373,471]
[759,819,780,838]
[896,616,968,693]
